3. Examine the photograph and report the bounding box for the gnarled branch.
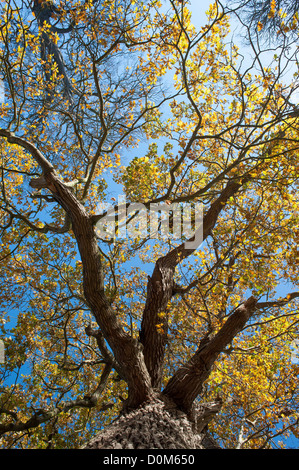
[140,175,251,389]
[163,296,258,413]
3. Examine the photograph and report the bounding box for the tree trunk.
[82,397,221,450]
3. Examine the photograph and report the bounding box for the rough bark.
[139,260,175,390]
[82,397,221,449]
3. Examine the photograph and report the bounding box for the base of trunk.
[82,398,220,449]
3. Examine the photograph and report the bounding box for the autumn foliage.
[0,0,298,449]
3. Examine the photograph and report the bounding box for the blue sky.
[0,80,4,103]
[189,0,214,25]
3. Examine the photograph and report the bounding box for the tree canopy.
[0,0,298,449]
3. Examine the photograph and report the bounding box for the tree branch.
[0,131,154,409]
[0,130,54,174]
[162,296,258,413]
[0,364,114,437]
[256,291,299,310]
[140,175,251,389]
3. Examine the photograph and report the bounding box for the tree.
[230,0,299,38]
[0,0,298,449]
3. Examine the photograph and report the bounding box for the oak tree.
[0,0,298,449]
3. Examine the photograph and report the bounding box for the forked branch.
[163,296,258,413]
